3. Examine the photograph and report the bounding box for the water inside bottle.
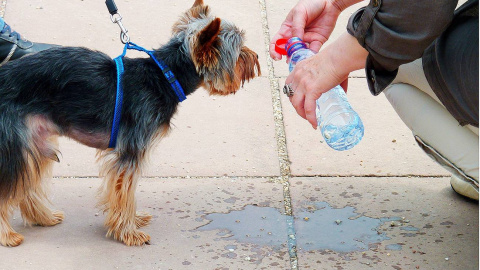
[320,112,364,151]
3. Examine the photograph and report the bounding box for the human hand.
[285,51,348,128]
[269,0,343,61]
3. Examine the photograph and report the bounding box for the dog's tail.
[0,109,43,202]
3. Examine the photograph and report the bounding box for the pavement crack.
[0,0,6,18]
[258,0,298,269]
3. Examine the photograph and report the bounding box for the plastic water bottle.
[275,37,364,151]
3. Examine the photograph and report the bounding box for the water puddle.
[197,205,287,249]
[197,202,414,253]
[295,202,400,252]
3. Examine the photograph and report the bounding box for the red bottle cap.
[274,38,288,55]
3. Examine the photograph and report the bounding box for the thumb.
[291,11,306,39]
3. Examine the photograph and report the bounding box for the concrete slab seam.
[289,174,450,178]
[0,0,6,18]
[274,75,367,79]
[258,1,298,269]
[52,174,450,180]
[52,176,284,180]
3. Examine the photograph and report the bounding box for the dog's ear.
[189,0,209,18]
[172,0,210,33]
[192,0,204,7]
[198,18,221,51]
[192,18,221,69]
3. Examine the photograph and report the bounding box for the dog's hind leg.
[18,139,64,227]
[19,117,64,227]
[0,201,24,247]
[97,150,151,246]
[0,111,31,247]
[19,191,64,227]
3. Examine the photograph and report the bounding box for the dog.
[0,0,260,247]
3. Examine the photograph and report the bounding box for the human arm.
[281,0,459,128]
[348,0,458,94]
[269,0,364,61]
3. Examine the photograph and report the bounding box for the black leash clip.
[105,0,130,44]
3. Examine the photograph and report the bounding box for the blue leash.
[108,42,187,148]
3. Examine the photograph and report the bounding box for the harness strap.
[108,42,186,148]
[108,56,124,148]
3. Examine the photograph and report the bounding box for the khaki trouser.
[383,59,479,190]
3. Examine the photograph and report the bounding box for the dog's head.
[172,0,261,95]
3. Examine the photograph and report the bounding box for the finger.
[291,94,307,120]
[340,79,348,93]
[290,95,307,119]
[269,42,283,61]
[292,26,305,40]
[286,69,302,114]
[270,33,285,60]
[291,7,306,39]
[304,96,318,129]
[285,72,293,86]
[303,32,327,49]
[270,25,292,60]
[308,40,323,54]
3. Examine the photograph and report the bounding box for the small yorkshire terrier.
[0,0,260,247]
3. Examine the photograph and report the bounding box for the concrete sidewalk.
[0,0,478,269]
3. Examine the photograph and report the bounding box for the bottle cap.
[274,38,288,55]
[286,37,306,56]
[275,37,307,57]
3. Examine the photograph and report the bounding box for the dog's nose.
[256,53,259,59]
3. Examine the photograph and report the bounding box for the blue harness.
[108,42,187,148]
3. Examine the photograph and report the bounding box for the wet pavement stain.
[197,205,287,249]
[196,203,416,254]
[296,202,403,252]
[400,225,420,232]
[385,244,403,251]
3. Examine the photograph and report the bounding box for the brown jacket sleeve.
[347,0,458,95]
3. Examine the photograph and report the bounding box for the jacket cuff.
[346,1,381,47]
[347,4,396,95]
[365,54,397,96]
[347,2,396,94]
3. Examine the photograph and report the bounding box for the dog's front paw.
[0,231,24,247]
[121,229,151,246]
